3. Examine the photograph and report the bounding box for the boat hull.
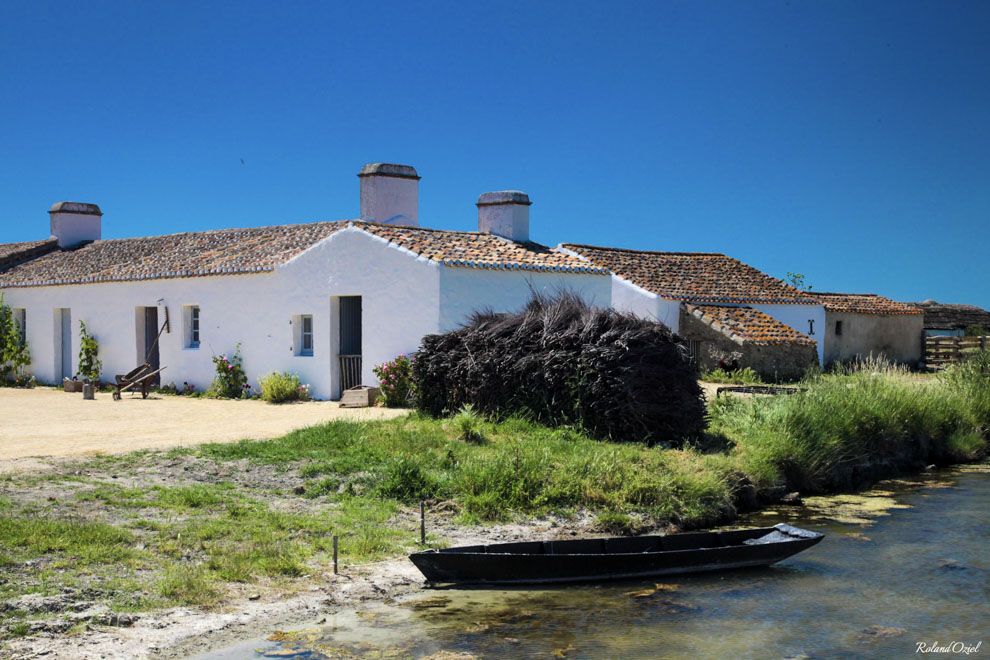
[409,524,823,585]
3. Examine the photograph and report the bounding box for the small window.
[301,315,313,356]
[835,320,843,336]
[185,305,200,348]
[13,309,26,346]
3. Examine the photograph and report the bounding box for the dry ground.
[0,387,408,468]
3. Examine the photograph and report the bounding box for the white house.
[0,164,610,399]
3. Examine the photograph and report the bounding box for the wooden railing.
[338,355,362,392]
[924,335,988,366]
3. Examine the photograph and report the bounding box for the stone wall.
[678,307,819,381]
[823,312,924,366]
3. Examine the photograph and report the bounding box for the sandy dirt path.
[0,388,408,466]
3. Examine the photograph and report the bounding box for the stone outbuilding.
[816,292,925,367]
[679,303,819,380]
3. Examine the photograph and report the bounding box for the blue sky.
[2,0,988,308]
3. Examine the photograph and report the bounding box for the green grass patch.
[0,515,137,565]
[154,565,222,607]
[701,366,763,385]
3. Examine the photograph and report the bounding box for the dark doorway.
[338,296,362,391]
[144,307,161,385]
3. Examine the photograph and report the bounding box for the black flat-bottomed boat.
[409,523,823,585]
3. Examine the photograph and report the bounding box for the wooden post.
[420,501,426,545]
[981,335,987,353]
[333,535,338,574]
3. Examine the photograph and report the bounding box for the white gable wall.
[438,268,611,333]
[284,226,441,398]
[610,276,680,331]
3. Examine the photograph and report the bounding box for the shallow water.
[203,463,989,659]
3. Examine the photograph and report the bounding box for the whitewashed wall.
[609,277,681,331]
[1,273,306,395]
[750,303,826,365]
[437,268,611,333]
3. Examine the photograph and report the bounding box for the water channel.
[203,463,989,659]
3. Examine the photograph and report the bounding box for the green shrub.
[259,371,311,403]
[208,344,248,398]
[373,354,413,407]
[0,293,31,384]
[77,320,102,382]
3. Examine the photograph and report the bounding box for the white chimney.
[358,163,419,226]
[477,191,531,242]
[49,202,102,248]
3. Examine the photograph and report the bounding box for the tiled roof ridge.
[0,238,59,271]
[560,243,726,257]
[815,291,923,315]
[85,219,354,245]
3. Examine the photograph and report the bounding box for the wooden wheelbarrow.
[113,305,171,401]
[113,363,167,401]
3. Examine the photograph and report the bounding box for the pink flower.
[228,365,233,370]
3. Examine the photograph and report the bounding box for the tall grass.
[198,356,988,526]
[710,355,989,494]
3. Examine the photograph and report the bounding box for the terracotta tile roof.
[357,223,606,273]
[685,303,817,346]
[816,292,923,315]
[0,238,58,271]
[910,300,990,330]
[0,222,351,287]
[0,221,605,288]
[560,244,819,305]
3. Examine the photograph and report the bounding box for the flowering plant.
[208,344,248,398]
[372,354,414,407]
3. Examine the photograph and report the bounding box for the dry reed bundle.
[413,292,706,445]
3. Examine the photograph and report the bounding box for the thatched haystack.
[413,293,706,445]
